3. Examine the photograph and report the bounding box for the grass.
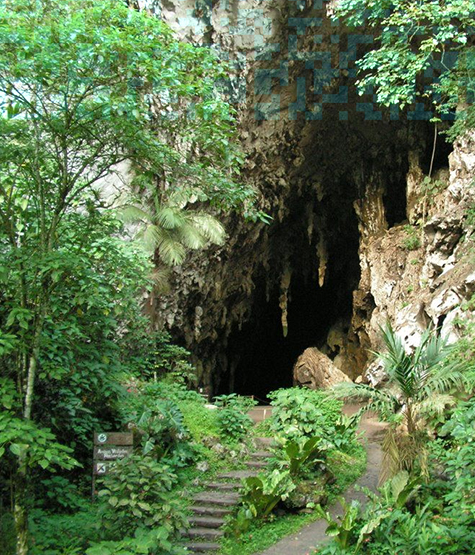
[219,510,322,555]
[327,442,367,499]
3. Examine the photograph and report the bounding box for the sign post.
[92,432,133,496]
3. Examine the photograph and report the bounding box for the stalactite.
[317,236,327,287]
[279,267,292,337]
[306,203,314,244]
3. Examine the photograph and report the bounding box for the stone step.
[254,437,273,447]
[184,542,221,553]
[186,527,224,540]
[190,505,233,517]
[245,460,268,469]
[189,515,226,529]
[251,450,272,458]
[192,492,240,506]
[217,469,259,480]
[206,481,241,491]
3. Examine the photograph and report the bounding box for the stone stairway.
[184,437,273,553]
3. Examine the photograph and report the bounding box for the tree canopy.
[334,0,475,137]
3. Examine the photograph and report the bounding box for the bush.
[176,400,219,443]
[29,502,99,555]
[86,527,187,555]
[268,387,344,444]
[121,384,195,467]
[97,455,188,537]
[213,394,255,443]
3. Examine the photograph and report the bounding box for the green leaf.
[10,443,22,456]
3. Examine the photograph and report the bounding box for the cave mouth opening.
[219,192,361,402]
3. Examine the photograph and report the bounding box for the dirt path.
[252,405,386,555]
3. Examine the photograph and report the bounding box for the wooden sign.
[94,432,133,446]
[92,432,133,492]
[94,446,133,460]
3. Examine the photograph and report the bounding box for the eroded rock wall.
[354,133,475,369]
[145,0,475,393]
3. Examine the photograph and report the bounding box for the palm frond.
[417,393,456,420]
[141,224,163,252]
[117,204,150,224]
[378,322,416,398]
[331,382,400,422]
[380,428,429,484]
[416,331,449,380]
[176,221,207,250]
[149,266,172,294]
[189,213,226,245]
[156,236,186,266]
[156,205,187,230]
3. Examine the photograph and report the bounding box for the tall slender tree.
[0,1,259,552]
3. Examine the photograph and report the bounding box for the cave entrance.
[219,193,361,402]
[222,274,344,402]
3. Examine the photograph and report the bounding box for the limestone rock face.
[131,2,475,393]
[353,132,475,361]
[293,348,352,390]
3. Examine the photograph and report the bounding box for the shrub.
[122,384,195,467]
[176,400,220,442]
[86,527,187,555]
[29,503,99,555]
[268,387,344,444]
[97,455,188,538]
[213,394,255,442]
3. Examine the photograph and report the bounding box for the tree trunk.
[13,310,45,555]
[14,465,28,555]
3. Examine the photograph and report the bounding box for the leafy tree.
[0,0,258,552]
[334,0,475,139]
[333,323,470,481]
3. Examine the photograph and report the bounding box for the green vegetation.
[226,387,366,544]
[0,0,264,553]
[316,324,475,555]
[334,0,475,140]
[333,323,469,481]
[402,225,421,251]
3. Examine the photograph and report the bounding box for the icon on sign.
[97,433,108,443]
[97,463,107,474]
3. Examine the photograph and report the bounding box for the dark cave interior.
[202,122,450,401]
[219,182,362,401]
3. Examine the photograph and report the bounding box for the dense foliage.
[314,398,475,554]
[0,0,263,552]
[334,0,475,138]
[316,325,475,555]
[230,388,365,537]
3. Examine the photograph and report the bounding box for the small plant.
[122,384,195,467]
[270,436,326,477]
[402,225,421,251]
[229,470,296,536]
[268,387,343,444]
[213,394,255,442]
[216,407,254,442]
[315,498,362,549]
